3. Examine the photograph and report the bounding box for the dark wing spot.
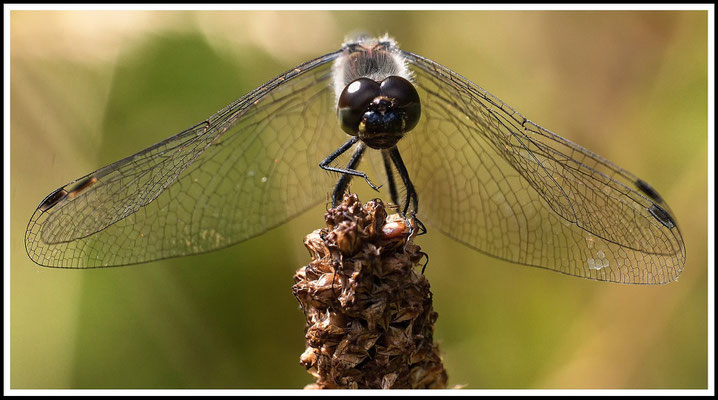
[636,179,664,204]
[38,188,68,212]
[66,176,98,199]
[648,204,676,229]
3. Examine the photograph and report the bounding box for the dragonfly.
[25,35,685,284]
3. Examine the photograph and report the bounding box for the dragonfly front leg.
[321,137,378,206]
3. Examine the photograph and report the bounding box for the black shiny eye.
[338,78,381,135]
[379,76,421,132]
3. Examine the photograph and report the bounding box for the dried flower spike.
[293,193,448,389]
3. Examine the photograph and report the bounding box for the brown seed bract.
[293,194,447,389]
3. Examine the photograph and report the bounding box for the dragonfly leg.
[381,150,399,207]
[388,146,418,216]
[384,148,427,237]
[420,251,429,274]
[320,138,381,205]
[324,139,368,206]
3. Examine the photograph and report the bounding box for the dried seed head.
[293,193,447,389]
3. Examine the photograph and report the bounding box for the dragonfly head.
[337,76,421,150]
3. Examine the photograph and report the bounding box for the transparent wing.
[25,49,344,268]
[399,51,685,284]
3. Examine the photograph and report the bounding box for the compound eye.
[380,76,421,132]
[338,78,381,135]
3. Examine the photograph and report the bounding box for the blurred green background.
[10,10,708,389]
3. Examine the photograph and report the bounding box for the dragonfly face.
[25,35,685,284]
[337,76,421,149]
